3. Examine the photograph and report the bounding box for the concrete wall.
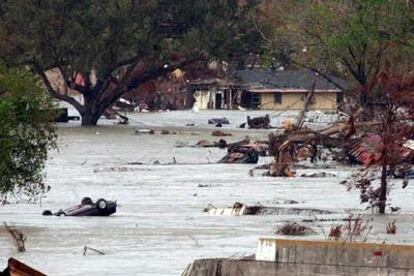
[257,238,414,270]
[183,239,414,276]
[181,258,414,276]
[260,92,337,111]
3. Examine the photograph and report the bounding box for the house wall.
[260,92,337,111]
[193,91,211,110]
[193,89,237,110]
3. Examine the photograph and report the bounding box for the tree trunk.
[80,94,101,126]
[80,111,100,126]
[378,158,387,214]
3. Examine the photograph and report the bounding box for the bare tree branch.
[33,63,85,113]
[97,57,200,114]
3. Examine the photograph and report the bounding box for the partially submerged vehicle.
[246,114,272,129]
[208,117,230,125]
[42,197,116,216]
[392,163,414,179]
[54,107,80,123]
[218,144,261,164]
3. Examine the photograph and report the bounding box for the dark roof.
[188,78,235,86]
[233,69,348,92]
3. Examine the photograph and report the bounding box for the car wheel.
[96,199,108,211]
[55,210,66,216]
[42,210,53,216]
[81,197,93,206]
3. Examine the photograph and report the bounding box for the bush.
[0,63,56,201]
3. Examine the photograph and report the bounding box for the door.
[215,93,222,109]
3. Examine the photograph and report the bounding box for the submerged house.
[235,69,347,111]
[188,78,240,110]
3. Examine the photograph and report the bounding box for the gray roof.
[234,69,348,91]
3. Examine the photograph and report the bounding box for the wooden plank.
[7,258,46,276]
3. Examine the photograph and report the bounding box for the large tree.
[256,0,414,91]
[0,0,260,125]
[0,63,56,201]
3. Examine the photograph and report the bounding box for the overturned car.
[42,197,117,216]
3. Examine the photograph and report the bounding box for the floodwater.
[0,110,413,275]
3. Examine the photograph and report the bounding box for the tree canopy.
[0,0,261,125]
[256,0,414,89]
[0,63,56,201]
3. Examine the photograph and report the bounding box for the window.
[251,94,261,109]
[336,92,344,103]
[274,93,282,104]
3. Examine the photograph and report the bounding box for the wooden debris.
[4,222,26,252]
[276,222,315,236]
[386,220,397,234]
[211,130,232,137]
[267,161,295,177]
[295,81,315,128]
[1,258,46,276]
[83,246,105,256]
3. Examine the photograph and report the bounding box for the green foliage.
[258,0,414,86]
[0,64,56,200]
[0,0,260,77]
[0,0,261,125]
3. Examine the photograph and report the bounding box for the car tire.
[81,197,93,206]
[96,199,108,211]
[55,210,66,216]
[42,210,53,216]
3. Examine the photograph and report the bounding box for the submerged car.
[42,197,117,216]
[392,163,414,179]
[208,117,230,125]
[218,145,260,164]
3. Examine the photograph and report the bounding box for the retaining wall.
[182,239,414,276]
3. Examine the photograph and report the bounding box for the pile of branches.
[265,71,414,179]
[276,222,315,236]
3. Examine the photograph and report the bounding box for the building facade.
[236,69,346,111]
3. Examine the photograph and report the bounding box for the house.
[188,78,240,110]
[234,69,347,111]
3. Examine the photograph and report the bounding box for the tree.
[0,63,56,201]
[255,1,414,214]
[0,0,261,125]
[346,69,414,214]
[256,0,414,92]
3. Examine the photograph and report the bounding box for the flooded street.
[1,111,413,275]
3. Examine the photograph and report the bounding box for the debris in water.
[276,222,315,236]
[208,117,230,125]
[4,222,26,252]
[83,246,105,255]
[211,130,232,137]
[247,114,271,129]
[1,258,45,276]
[386,220,397,234]
[42,197,117,217]
[204,202,334,216]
